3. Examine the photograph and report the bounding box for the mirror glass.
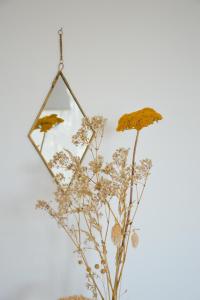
[29,73,93,186]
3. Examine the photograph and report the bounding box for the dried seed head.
[86,267,91,273]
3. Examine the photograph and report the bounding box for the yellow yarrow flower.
[33,114,64,133]
[116,107,163,131]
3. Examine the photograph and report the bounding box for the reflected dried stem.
[40,132,46,153]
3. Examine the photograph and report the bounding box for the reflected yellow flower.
[116,107,163,131]
[33,114,64,133]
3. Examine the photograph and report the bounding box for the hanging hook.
[58,27,64,71]
[58,27,63,35]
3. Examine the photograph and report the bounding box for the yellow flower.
[116,107,163,131]
[33,114,64,133]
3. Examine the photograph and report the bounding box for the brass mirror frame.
[28,70,94,187]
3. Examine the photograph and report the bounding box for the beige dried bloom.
[48,151,71,170]
[96,177,117,200]
[72,172,91,198]
[72,116,106,147]
[36,200,56,217]
[54,186,72,216]
[102,162,116,176]
[88,116,106,132]
[74,117,97,145]
[36,200,50,210]
[134,159,152,183]
[89,155,103,174]
[55,172,66,184]
[72,126,91,146]
[112,148,129,168]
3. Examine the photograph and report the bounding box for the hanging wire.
[58,27,64,71]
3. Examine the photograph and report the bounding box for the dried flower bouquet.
[36,108,163,300]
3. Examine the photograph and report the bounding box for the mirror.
[29,71,93,186]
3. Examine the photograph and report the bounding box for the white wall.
[0,0,200,299]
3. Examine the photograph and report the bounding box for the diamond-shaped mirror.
[28,71,93,186]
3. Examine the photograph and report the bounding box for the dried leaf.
[111,223,122,247]
[131,231,139,248]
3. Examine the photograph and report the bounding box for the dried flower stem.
[85,199,113,297]
[60,214,104,300]
[117,176,148,286]
[113,130,139,299]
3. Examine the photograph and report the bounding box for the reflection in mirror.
[29,72,93,186]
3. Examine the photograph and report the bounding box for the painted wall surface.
[0,0,200,299]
